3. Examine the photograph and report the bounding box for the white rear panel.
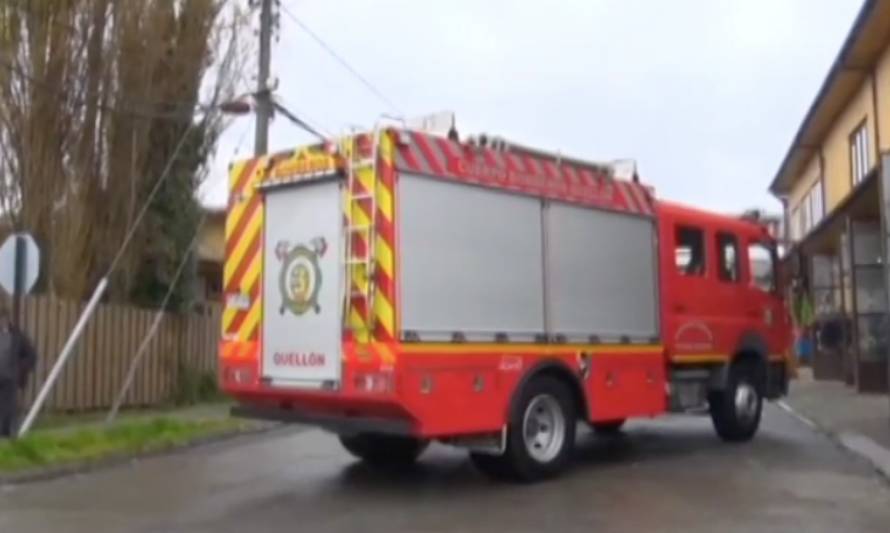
[262,179,342,388]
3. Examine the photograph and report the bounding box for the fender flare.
[710,331,768,390]
[508,358,589,421]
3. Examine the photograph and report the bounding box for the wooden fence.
[16,295,221,412]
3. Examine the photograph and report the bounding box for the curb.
[0,422,286,487]
[776,400,890,482]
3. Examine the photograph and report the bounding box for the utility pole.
[254,0,274,155]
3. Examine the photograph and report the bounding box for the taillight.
[353,371,394,394]
[223,365,254,386]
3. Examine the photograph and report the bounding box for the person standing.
[0,302,36,438]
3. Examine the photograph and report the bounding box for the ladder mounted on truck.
[341,129,380,338]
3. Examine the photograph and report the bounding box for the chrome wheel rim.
[734,382,759,423]
[522,394,566,463]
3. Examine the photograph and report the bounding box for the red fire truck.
[219,122,791,482]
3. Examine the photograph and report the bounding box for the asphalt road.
[1,404,888,533]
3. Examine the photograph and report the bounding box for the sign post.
[13,235,26,325]
[0,232,40,319]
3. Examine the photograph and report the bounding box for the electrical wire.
[105,120,202,275]
[278,4,403,115]
[231,119,252,157]
[274,94,334,138]
[106,210,208,424]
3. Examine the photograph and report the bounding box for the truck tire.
[471,376,576,482]
[708,360,763,442]
[338,433,428,467]
[591,419,625,434]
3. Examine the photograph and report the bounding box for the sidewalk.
[782,367,890,479]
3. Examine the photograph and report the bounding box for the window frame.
[808,178,824,228]
[790,177,825,241]
[850,121,870,186]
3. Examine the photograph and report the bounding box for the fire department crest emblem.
[276,237,327,316]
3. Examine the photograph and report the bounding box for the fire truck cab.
[219,122,790,482]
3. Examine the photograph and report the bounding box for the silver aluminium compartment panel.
[544,202,659,342]
[398,174,545,341]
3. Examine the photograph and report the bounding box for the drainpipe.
[871,69,890,398]
[881,154,890,401]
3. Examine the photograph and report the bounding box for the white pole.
[18,277,109,437]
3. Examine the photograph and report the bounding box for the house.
[768,0,890,392]
[196,207,225,304]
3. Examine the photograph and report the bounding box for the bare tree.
[0,0,250,302]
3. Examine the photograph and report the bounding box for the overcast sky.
[202,0,863,214]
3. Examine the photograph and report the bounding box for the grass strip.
[0,417,245,473]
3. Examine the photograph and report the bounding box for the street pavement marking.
[776,400,818,430]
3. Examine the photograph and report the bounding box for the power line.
[231,119,252,157]
[274,94,334,138]
[105,118,205,275]
[278,4,403,115]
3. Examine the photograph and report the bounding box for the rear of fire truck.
[219,121,786,482]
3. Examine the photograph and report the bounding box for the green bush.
[172,360,221,406]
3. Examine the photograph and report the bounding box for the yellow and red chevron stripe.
[223,157,267,342]
[345,132,397,359]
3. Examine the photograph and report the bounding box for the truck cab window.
[716,232,740,282]
[675,225,705,276]
[748,242,775,292]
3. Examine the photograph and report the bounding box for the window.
[808,179,824,227]
[790,178,824,241]
[675,225,705,277]
[716,232,740,282]
[748,242,775,293]
[850,122,870,185]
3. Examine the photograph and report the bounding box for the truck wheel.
[472,376,576,482]
[591,419,625,434]
[338,433,428,467]
[708,361,763,442]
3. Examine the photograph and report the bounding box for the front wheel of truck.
[709,360,763,442]
[338,433,428,467]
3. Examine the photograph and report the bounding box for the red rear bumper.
[219,341,510,438]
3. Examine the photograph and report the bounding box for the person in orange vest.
[0,300,37,438]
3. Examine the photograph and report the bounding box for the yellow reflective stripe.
[377,181,393,221]
[375,236,394,279]
[224,208,262,283]
[400,344,664,355]
[222,307,238,333]
[240,302,262,342]
[375,294,395,338]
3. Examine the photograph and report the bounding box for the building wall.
[789,153,821,208]
[821,77,876,211]
[787,49,889,225]
[197,212,225,264]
